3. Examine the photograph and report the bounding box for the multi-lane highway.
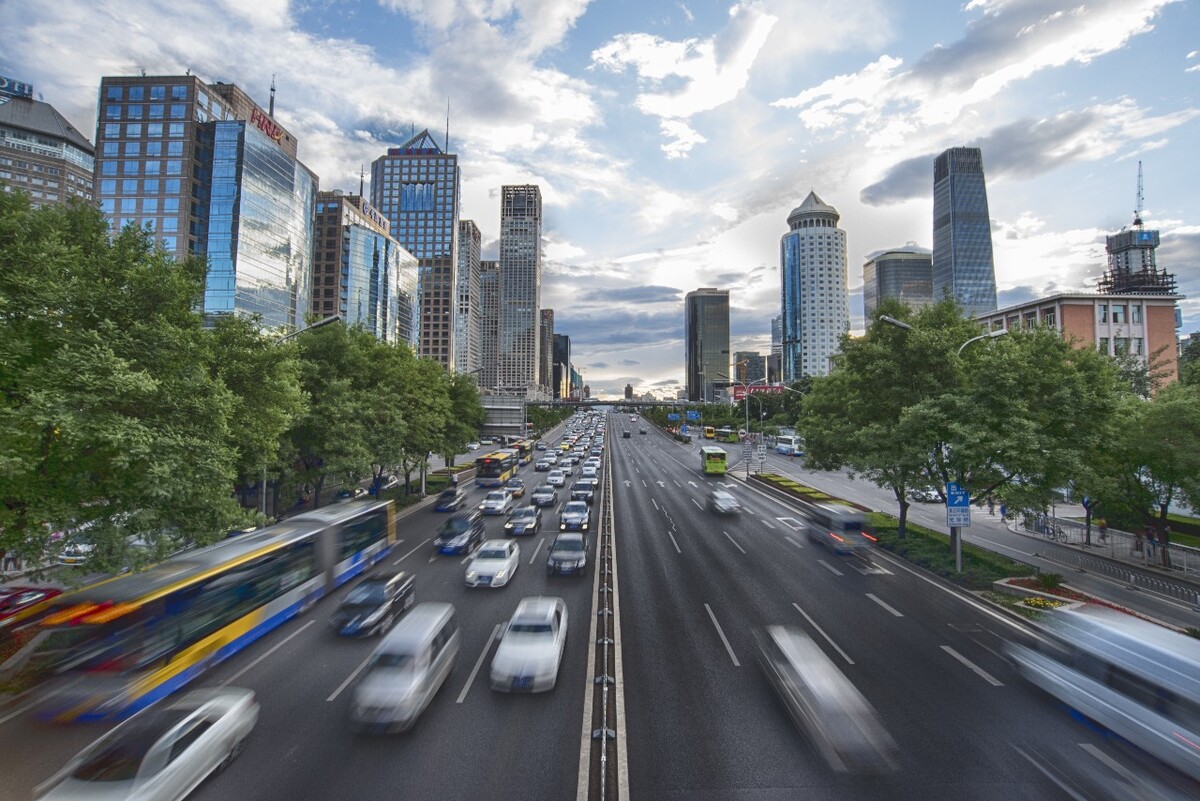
[3,411,1195,801]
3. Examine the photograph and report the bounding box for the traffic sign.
[681,424,689,433]
[686,410,700,421]
[945,482,970,527]
[945,482,970,507]
[667,413,681,421]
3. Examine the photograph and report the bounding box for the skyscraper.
[456,219,482,377]
[932,147,997,316]
[552,334,571,400]
[312,191,418,345]
[370,130,460,369]
[498,184,542,396]
[94,74,315,332]
[780,191,849,380]
[0,76,94,207]
[862,246,934,320]
[685,287,730,402]
[478,259,500,391]
[539,309,555,393]
[733,351,766,384]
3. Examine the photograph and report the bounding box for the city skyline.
[4,0,1198,398]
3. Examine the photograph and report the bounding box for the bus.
[514,439,537,465]
[1005,604,1200,782]
[0,501,398,722]
[775,435,804,457]
[703,426,716,439]
[714,427,739,443]
[700,446,727,475]
[802,503,875,555]
[475,449,520,487]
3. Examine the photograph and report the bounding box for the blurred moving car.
[908,488,941,504]
[752,626,897,774]
[330,571,415,636]
[336,486,368,502]
[466,540,520,587]
[530,485,558,508]
[490,597,568,692]
[707,490,741,514]
[504,506,542,535]
[546,470,566,488]
[36,687,260,800]
[504,477,526,498]
[0,586,63,622]
[639,428,647,434]
[479,490,514,516]
[622,431,631,439]
[351,603,459,733]
[434,487,467,512]
[434,512,485,555]
[534,458,553,472]
[546,533,588,576]
[804,504,876,556]
[535,441,547,451]
[580,465,598,480]
[467,441,481,451]
[559,501,591,532]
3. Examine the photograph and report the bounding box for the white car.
[580,465,598,480]
[491,596,568,692]
[38,687,259,800]
[479,490,514,516]
[466,539,520,587]
[546,470,566,487]
[467,441,481,451]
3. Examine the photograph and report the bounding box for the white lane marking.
[744,508,757,515]
[723,530,746,554]
[785,536,804,549]
[704,604,741,667]
[635,467,640,473]
[666,530,682,553]
[328,650,375,702]
[866,593,904,617]
[692,498,702,509]
[818,560,844,576]
[940,645,1003,687]
[457,623,501,703]
[673,479,681,487]
[762,520,776,530]
[642,479,647,487]
[777,517,805,530]
[528,537,546,564]
[792,603,854,665]
[0,697,46,726]
[651,498,659,510]
[393,538,430,565]
[1078,743,1139,783]
[220,620,316,687]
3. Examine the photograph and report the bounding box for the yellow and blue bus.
[475,449,520,487]
[703,426,716,439]
[700,446,728,475]
[514,439,537,465]
[0,501,398,722]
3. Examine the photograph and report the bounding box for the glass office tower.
[779,191,849,380]
[932,147,997,316]
[685,287,730,402]
[862,246,934,320]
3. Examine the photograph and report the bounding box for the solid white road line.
[456,623,501,703]
[642,479,647,487]
[818,560,844,576]
[866,593,904,617]
[692,498,702,509]
[393,538,430,565]
[220,620,315,687]
[762,520,776,530]
[744,508,757,515]
[673,479,681,487]
[1078,743,1139,783]
[666,530,682,553]
[792,603,854,665]
[723,530,747,554]
[940,645,1004,686]
[327,650,376,702]
[528,537,546,564]
[785,536,804,549]
[704,603,741,667]
[651,498,659,510]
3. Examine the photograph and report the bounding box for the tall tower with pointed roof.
[779,191,849,380]
[371,130,461,367]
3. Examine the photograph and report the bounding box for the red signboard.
[250,107,284,143]
[732,385,784,400]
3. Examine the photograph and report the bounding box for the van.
[351,602,460,733]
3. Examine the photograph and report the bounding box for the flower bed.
[995,576,1159,622]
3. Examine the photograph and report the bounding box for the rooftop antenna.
[1132,160,1144,229]
[358,164,364,197]
[269,74,276,116]
[445,97,450,152]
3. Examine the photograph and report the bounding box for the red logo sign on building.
[250,107,284,143]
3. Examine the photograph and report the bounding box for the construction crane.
[1133,160,1144,228]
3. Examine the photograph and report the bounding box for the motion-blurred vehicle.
[546,533,588,576]
[466,540,520,588]
[804,503,876,555]
[336,486,368,502]
[753,626,897,774]
[36,687,259,800]
[535,441,547,451]
[530,485,558,508]
[467,441,481,451]
[639,428,647,434]
[434,512,485,555]
[504,477,526,498]
[546,470,566,488]
[707,490,741,514]
[330,572,415,637]
[907,488,941,504]
[0,586,63,622]
[351,603,459,733]
[490,597,568,693]
[559,501,591,532]
[1006,603,1200,782]
[433,487,467,512]
[504,506,542,535]
[479,490,514,516]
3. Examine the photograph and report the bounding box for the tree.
[439,374,486,468]
[0,194,246,570]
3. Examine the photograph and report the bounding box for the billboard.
[732,385,785,400]
[0,75,34,100]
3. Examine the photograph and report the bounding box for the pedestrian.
[1147,529,1157,559]
[2,549,19,573]
[1097,518,1108,544]
[987,496,995,516]
[450,472,459,488]
[999,503,1007,523]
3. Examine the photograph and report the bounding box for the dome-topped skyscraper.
[779,191,850,380]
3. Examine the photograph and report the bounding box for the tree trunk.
[1083,503,1093,547]
[894,488,909,539]
[1158,503,1173,569]
[313,475,326,510]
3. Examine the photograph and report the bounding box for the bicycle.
[1045,524,1068,543]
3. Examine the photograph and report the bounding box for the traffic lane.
[195,530,595,801]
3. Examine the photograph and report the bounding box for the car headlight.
[466,570,477,580]
[494,569,507,580]
[504,522,513,529]
[560,523,566,529]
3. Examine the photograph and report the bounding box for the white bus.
[775,435,804,456]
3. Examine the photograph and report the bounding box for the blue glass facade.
[932,148,997,316]
[779,192,848,380]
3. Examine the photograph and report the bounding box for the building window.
[1114,337,1129,356]
[1112,305,1126,324]
[150,86,166,100]
[1098,304,1108,323]
[106,86,122,101]
[1098,337,1110,354]
[171,85,187,100]
[1131,305,1143,324]
[128,86,143,101]
[1132,338,1143,356]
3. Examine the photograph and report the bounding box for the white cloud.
[659,119,707,158]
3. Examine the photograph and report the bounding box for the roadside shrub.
[1037,572,1064,590]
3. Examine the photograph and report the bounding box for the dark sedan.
[504,506,541,536]
[546,533,588,576]
[530,484,558,507]
[330,572,415,636]
[434,512,485,554]
[434,487,467,512]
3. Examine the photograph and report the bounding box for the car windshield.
[477,548,509,560]
[441,518,470,534]
[371,652,415,671]
[509,622,553,634]
[485,492,505,502]
[343,583,388,606]
[512,508,536,519]
[535,486,553,494]
[439,489,458,499]
[553,539,585,553]
[564,503,587,515]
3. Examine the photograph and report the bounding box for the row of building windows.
[106,85,189,102]
[98,178,184,196]
[99,160,185,177]
[101,122,187,139]
[102,140,186,157]
[1098,304,1144,324]
[104,103,189,121]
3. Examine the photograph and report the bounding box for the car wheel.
[220,739,245,771]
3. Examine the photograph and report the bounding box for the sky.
[3,0,1198,399]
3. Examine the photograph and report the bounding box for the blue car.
[434,512,485,554]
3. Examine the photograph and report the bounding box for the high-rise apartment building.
[553,334,571,400]
[94,74,315,332]
[539,309,555,393]
[862,246,934,320]
[370,130,460,369]
[733,351,766,384]
[780,191,849,379]
[311,191,418,345]
[932,147,997,316]
[456,219,482,376]
[498,185,542,395]
[685,287,730,402]
[0,76,94,207]
[478,259,500,392]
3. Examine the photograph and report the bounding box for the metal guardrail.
[586,447,619,800]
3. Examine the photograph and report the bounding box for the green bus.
[714,427,739,443]
[700,446,728,475]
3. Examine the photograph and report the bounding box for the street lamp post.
[716,371,768,478]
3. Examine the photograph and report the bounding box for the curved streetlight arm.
[956,327,1008,357]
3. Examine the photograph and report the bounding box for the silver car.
[479,490,514,516]
[490,597,568,692]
